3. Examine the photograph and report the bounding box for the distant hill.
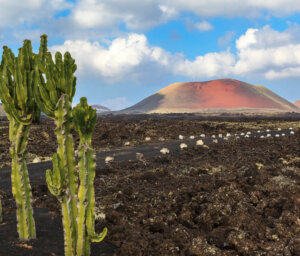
[118,79,298,114]
[91,104,112,113]
[293,100,300,108]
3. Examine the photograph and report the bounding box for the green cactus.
[34,35,77,255]
[34,34,76,120]
[0,40,41,240]
[45,94,78,256]
[73,97,107,256]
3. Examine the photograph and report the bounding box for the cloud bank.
[50,25,300,83]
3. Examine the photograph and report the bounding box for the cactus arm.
[10,117,36,240]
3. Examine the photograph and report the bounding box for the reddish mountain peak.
[119,79,297,114]
[293,100,300,108]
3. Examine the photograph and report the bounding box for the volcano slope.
[0,115,299,255]
[119,79,298,114]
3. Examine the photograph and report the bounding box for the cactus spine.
[73,97,107,256]
[0,40,41,240]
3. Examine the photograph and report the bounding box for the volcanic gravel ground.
[0,115,299,255]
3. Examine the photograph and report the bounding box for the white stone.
[267,134,271,137]
[211,135,216,138]
[257,130,261,133]
[213,139,218,143]
[281,133,285,136]
[275,134,280,137]
[218,134,222,138]
[179,135,184,140]
[190,136,195,139]
[241,133,245,136]
[180,143,187,149]
[105,156,114,163]
[32,157,41,163]
[200,134,205,138]
[160,148,170,154]
[278,128,281,131]
[289,127,293,130]
[226,133,231,137]
[247,131,251,135]
[266,129,270,132]
[145,137,151,141]
[290,131,295,135]
[124,141,130,146]
[196,140,204,146]
[260,136,264,138]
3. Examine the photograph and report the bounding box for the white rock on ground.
[124,141,130,146]
[160,148,170,154]
[266,129,270,132]
[290,131,295,134]
[260,136,265,138]
[241,133,245,136]
[211,135,216,138]
[289,127,293,130]
[179,135,184,140]
[196,140,204,146]
[226,133,231,137]
[213,139,218,143]
[247,131,251,135]
[218,134,222,138]
[145,137,151,141]
[281,133,285,136]
[258,130,261,133]
[32,157,41,163]
[200,134,205,138]
[275,134,280,137]
[180,143,187,149]
[267,134,271,137]
[278,128,281,131]
[105,156,114,164]
[159,137,165,141]
[190,136,195,139]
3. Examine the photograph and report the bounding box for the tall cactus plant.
[72,97,107,256]
[34,34,78,255]
[34,34,106,255]
[0,40,41,240]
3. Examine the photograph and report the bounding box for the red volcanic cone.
[293,100,300,108]
[120,79,297,114]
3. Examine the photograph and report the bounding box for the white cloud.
[166,0,300,18]
[194,21,214,31]
[50,25,300,84]
[101,97,130,110]
[71,0,178,31]
[0,0,72,27]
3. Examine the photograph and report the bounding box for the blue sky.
[1,0,300,110]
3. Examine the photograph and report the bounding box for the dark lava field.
[0,113,299,255]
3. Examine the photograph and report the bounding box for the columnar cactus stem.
[73,97,107,256]
[9,116,36,239]
[0,39,41,240]
[46,94,78,256]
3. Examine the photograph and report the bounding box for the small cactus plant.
[73,97,107,256]
[0,40,41,240]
